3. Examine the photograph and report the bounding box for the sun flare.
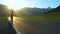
[8,16,16,21]
[0,0,29,9]
[8,16,24,25]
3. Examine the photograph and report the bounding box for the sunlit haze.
[0,0,31,9]
[0,0,60,9]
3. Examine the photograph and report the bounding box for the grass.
[39,12,60,19]
[17,12,60,20]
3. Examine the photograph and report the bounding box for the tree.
[0,4,10,17]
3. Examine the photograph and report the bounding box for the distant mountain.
[39,5,60,19]
[48,5,60,13]
[17,7,52,16]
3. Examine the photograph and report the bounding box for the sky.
[0,0,60,9]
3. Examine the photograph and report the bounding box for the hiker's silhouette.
[10,9,14,24]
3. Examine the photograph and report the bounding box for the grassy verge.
[16,12,60,20]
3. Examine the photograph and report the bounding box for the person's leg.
[11,16,13,23]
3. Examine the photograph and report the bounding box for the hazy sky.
[0,0,60,9]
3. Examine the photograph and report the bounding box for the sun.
[0,0,29,9]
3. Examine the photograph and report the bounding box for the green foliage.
[38,12,60,19]
[0,4,10,17]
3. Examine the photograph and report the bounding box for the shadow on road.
[0,17,17,34]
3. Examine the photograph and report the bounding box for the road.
[8,17,60,34]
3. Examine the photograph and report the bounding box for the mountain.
[39,5,60,19]
[48,5,60,13]
[17,7,52,16]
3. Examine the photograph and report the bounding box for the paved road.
[8,17,21,34]
[9,17,60,34]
